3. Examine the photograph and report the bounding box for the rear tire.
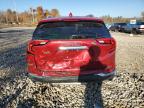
[121,28,124,32]
[108,78,113,81]
[114,29,118,32]
[131,29,137,35]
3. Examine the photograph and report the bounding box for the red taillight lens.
[33,40,49,45]
[27,40,49,54]
[96,38,116,51]
[97,38,113,44]
[110,38,116,45]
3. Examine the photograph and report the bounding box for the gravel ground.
[0,28,144,108]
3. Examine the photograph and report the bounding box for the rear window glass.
[33,21,111,40]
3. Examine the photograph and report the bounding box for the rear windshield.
[33,21,111,40]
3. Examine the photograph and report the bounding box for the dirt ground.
[0,27,144,108]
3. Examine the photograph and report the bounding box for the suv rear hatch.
[28,21,116,77]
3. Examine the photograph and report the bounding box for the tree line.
[0,6,144,25]
[0,6,59,24]
[100,14,144,23]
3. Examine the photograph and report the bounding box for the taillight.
[27,40,49,54]
[139,25,144,29]
[110,38,116,45]
[97,38,113,44]
[96,38,116,51]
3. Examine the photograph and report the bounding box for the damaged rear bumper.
[28,70,116,83]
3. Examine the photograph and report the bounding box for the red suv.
[26,16,116,82]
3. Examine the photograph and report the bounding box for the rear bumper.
[28,70,116,83]
[139,29,144,33]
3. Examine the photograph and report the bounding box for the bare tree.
[37,6,44,21]
[51,9,59,17]
[44,9,51,18]
[6,9,14,23]
[19,11,32,23]
[0,11,7,24]
[141,11,144,20]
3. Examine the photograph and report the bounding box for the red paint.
[26,17,116,78]
[38,17,104,24]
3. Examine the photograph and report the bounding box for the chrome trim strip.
[96,71,116,77]
[29,70,116,78]
[59,46,88,50]
[28,70,116,82]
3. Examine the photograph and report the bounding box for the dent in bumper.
[28,70,116,83]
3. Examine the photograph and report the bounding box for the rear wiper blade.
[71,35,97,39]
[71,35,86,39]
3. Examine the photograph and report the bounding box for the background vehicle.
[123,22,144,34]
[105,23,112,29]
[109,23,126,32]
[26,17,116,82]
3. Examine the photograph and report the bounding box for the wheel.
[121,28,124,32]
[114,29,118,32]
[131,29,137,34]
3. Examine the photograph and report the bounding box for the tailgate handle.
[59,46,88,50]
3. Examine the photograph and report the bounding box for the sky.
[0,0,144,18]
